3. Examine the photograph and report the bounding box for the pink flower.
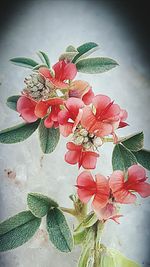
[58,98,84,137]
[34,97,64,128]
[119,109,129,128]
[81,94,128,138]
[39,60,77,89]
[17,95,64,128]
[76,171,110,207]
[69,80,94,105]
[94,203,122,224]
[109,165,150,204]
[65,143,99,169]
[17,96,38,123]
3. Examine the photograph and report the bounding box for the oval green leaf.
[6,95,20,111]
[121,132,144,152]
[46,208,73,252]
[37,51,50,68]
[10,57,39,68]
[27,192,58,218]
[59,52,78,62]
[133,149,150,170]
[72,42,99,63]
[38,119,60,154]
[0,120,40,144]
[112,144,137,171]
[0,211,41,251]
[76,57,118,74]
[33,64,47,70]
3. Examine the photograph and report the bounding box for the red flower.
[17,95,64,128]
[65,143,99,169]
[69,80,94,105]
[81,94,128,137]
[34,97,64,128]
[76,171,110,208]
[58,97,84,137]
[17,96,38,123]
[109,165,150,204]
[94,203,123,224]
[119,109,129,128]
[39,60,77,89]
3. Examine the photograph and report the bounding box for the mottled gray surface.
[0,0,150,266]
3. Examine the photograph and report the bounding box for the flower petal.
[132,182,150,198]
[34,101,49,118]
[109,170,124,193]
[39,67,53,79]
[65,97,84,119]
[92,174,110,209]
[69,80,90,98]
[65,150,80,165]
[66,142,82,151]
[76,171,96,203]
[81,151,99,169]
[58,109,70,125]
[82,88,95,105]
[127,165,146,183]
[59,123,73,137]
[92,95,111,116]
[17,96,37,123]
[113,189,136,204]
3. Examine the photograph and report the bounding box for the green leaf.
[10,57,39,69]
[72,42,99,63]
[73,228,88,246]
[0,120,40,144]
[76,57,118,74]
[27,192,58,218]
[32,64,47,70]
[75,212,97,233]
[6,95,20,111]
[100,248,141,267]
[37,51,50,68]
[0,211,41,251]
[112,144,137,171]
[59,52,78,62]
[121,132,144,152]
[65,45,77,52]
[133,149,150,170]
[46,208,73,252]
[38,119,60,154]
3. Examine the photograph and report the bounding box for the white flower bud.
[74,136,84,145]
[80,129,88,137]
[89,133,94,138]
[93,137,103,147]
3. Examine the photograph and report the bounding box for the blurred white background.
[0,0,150,266]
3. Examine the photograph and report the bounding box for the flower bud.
[93,137,103,147]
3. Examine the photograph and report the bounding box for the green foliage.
[121,132,144,152]
[65,45,77,52]
[76,57,118,74]
[6,95,20,111]
[133,149,150,170]
[10,57,39,68]
[38,119,60,153]
[59,52,78,62]
[46,208,73,252]
[73,228,88,246]
[27,193,58,218]
[32,64,47,70]
[0,120,40,144]
[0,211,41,251]
[112,144,137,171]
[72,42,99,63]
[100,248,140,267]
[37,51,51,68]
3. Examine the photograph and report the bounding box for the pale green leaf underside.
[76,57,118,74]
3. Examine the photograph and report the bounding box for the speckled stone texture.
[0,0,150,266]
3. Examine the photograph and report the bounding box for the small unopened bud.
[80,129,88,137]
[89,133,94,138]
[74,136,84,145]
[93,137,103,147]
[83,137,89,143]
[83,142,92,150]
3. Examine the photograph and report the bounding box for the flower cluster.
[17,59,128,170]
[16,56,150,225]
